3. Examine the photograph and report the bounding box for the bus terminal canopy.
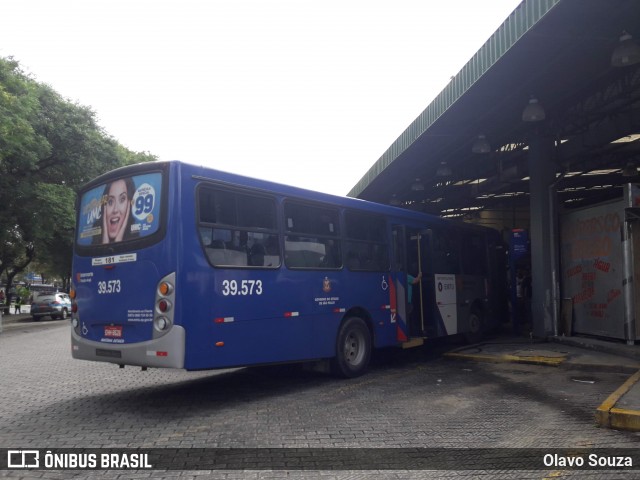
[349,0,640,219]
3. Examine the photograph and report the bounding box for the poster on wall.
[560,199,625,339]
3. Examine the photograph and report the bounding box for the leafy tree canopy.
[0,56,157,297]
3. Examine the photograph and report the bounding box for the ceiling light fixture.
[411,178,425,191]
[436,162,452,177]
[522,97,546,122]
[611,31,640,67]
[471,134,491,154]
[622,162,638,177]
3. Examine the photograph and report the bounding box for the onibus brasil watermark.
[3,448,638,470]
[543,453,633,468]
[6,450,151,470]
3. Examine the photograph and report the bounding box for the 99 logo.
[132,183,156,221]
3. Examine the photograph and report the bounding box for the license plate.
[104,326,123,338]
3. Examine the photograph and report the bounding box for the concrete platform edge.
[596,370,640,431]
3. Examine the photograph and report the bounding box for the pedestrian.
[14,296,21,314]
[407,270,422,314]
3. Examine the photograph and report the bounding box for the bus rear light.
[158,281,173,296]
[215,341,225,347]
[284,311,299,317]
[154,272,175,340]
[70,280,80,334]
[157,299,171,313]
[154,316,170,331]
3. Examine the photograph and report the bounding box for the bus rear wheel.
[464,308,484,344]
[331,317,371,378]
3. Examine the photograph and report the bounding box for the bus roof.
[84,160,495,234]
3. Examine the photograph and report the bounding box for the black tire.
[464,308,483,344]
[60,308,68,320]
[331,317,372,378]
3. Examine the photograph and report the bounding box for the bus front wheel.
[331,317,371,378]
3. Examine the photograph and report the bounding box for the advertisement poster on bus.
[77,173,162,246]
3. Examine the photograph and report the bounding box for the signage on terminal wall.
[510,229,528,258]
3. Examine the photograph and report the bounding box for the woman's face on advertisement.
[105,179,129,240]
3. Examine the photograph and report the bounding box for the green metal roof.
[348,0,561,198]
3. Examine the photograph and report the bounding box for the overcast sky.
[1,0,522,196]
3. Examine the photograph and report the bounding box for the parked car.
[30,285,57,303]
[30,293,72,320]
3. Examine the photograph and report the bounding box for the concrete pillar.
[528,133,557,337]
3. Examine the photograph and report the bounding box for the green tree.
[0,56,156,304]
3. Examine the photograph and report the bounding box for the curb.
[595,369,640,431]
[0,314,66,334]
[444,343,640,432]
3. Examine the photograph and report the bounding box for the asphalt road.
[1,322,640,479]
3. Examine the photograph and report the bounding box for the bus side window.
[248,243,265,266]
[430,229,460,274]
[284,201,341,269]
[392,228,404,272]
[197,186,280,268]
[461,233,487,276]
[344,210,389,272]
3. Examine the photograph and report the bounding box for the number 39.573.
[97,280,121,294]
[221,279,263,296]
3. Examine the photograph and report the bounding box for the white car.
[30,293,72,320]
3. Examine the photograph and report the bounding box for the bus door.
[421,228,458,338]
[392,226,427,338]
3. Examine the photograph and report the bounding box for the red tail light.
[158,299,169,312]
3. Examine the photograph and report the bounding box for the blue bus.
[71,161,507,377]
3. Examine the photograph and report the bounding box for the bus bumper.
[71,326,186,369]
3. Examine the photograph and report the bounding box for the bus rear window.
[76,172,163,246]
